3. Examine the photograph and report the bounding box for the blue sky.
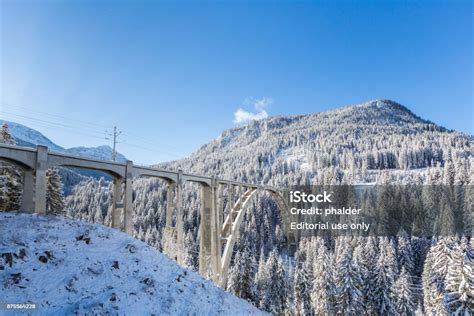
[1,0,472,164]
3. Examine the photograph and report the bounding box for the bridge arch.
[216,185,293,287]
[133,167,178,183]
[0,156,33,171]
[0,145,36,170]
[129,169,181,261]
[0,157,36,213]
[219,186,258,285]
[0,145,41,213]
[47,154,126,179]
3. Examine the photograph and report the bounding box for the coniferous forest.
[1,100,473,315]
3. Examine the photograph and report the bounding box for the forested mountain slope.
[63,98,472,266]
[159,99,471,186]
[122,99,470,315]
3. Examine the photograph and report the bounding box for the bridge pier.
[164,182,175,232]
[20,169,35,213]
[175,173,184,265]
[123,161,134,235]
[111,177,123,230]
[216,183,224,242]
[199,180,221,282]
[34,145,48,214]
[212,180,221,280]
[228,184,234,215]
[163,171,184,264]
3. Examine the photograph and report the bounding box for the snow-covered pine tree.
[255,251,271,311]
[422,242,436,315]
[353,236,378,313]
[422,237,455,315]
[443,158,456,186]
[1,169,21,211]
[444,236,474,315]
[252,249,290,314]
[293,250,312,315]
[0,123,16,145]
[397,235,415,276]
[162,227,178,262]
[463,185,474,237]
[411,237,430,277]
[311,239,335,314]
[0,122,22,211]
[45,168,65,214]
[269,251,290,315]
[373,237,397,315]
[334,242,363,315]
[434,190,457,236]
[392,267,415,315]
[227,243,257,303]
[183,230,198,270]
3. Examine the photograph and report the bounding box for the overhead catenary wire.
[0,105,185,160]
[119,140,182,158]
[121,130,183,152]
[2,103,185,152]
[0,110,109,136]
[0,111,109,141]
[1,103,112,130]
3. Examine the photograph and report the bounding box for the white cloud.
[233,108,269,124]
[233,97,272,124]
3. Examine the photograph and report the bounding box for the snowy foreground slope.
[0,213,265,315]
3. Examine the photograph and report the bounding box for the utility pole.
[107,126,121,161]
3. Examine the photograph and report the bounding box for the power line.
[2,103,184,153]
[1,103,112,131]
[119,140,183,158]
[0,106,185,160]
[121,130,183,152]
[2,104,180,151]
[0,110,109,136]
[0,111,108,141]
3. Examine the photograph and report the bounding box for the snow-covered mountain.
[0,120,127,162]
[0,120,63,151]
[159,99,471,186]
[0,212,265,315]
[65,145,127,163]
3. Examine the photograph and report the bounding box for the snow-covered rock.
[0,213,265,315]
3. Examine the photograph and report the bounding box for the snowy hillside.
[0,120,63,151]
[159,99,471,186]
[65,145,127,163]
[0,213,265,315]
[0,120,127,162]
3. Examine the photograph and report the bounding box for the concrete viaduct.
[0,144,296,286]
